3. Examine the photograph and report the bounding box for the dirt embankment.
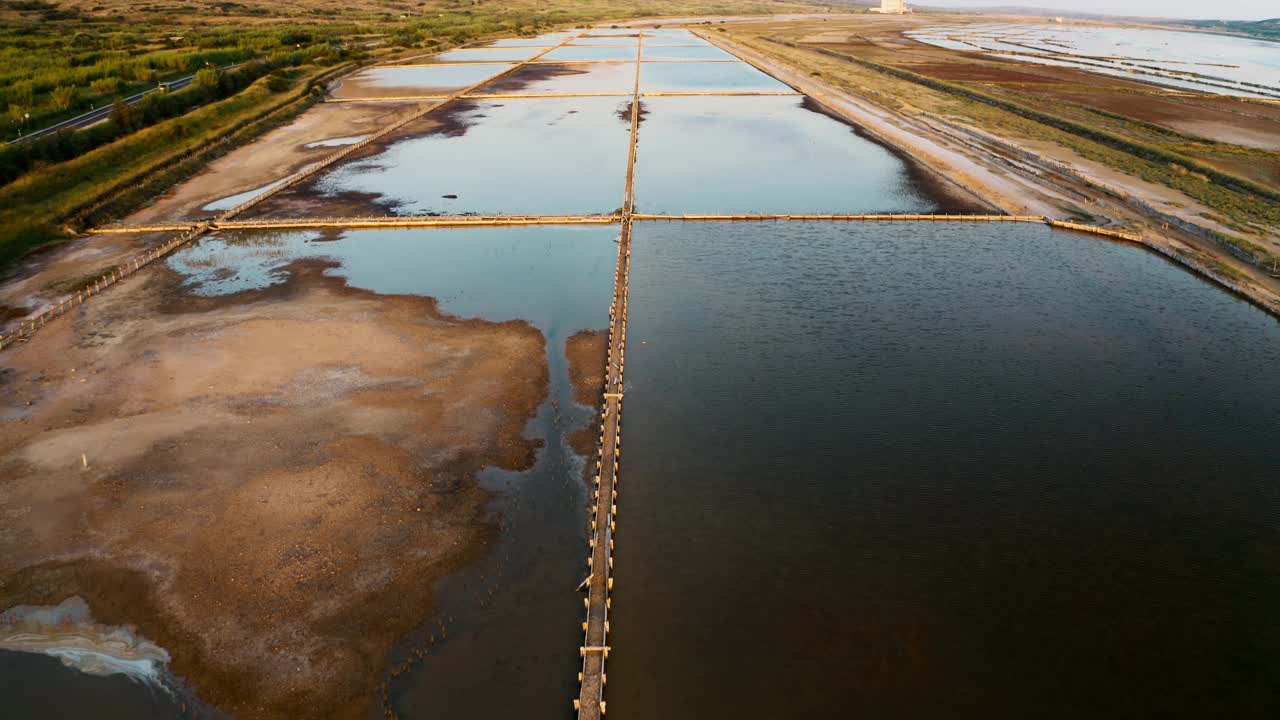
[565,329,607,458]
[0,257,549,719]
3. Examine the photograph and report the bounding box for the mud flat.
[0,248,549,718]
[126,102,426,223]
[0,232,171,337]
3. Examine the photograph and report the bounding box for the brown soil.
[0,257,549,719]
[565,329,607,457]
[1043,89,1280,150]
[895,61,1071,85]
[128,102,426,223]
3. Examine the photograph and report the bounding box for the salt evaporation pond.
[608,220,1280,719]
[909,23,1280,98]
[169,225,619,718]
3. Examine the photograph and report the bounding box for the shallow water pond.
[304,97,632,216]
[609,220,1280,720]
[642,45,736,60]
[640,60,792,93]
[333,66,510,98]
[633,96,940,214]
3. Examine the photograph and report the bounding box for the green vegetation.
[0,51,344,186]
[0,64,342,268]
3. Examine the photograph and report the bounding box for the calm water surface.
[639,61,792,93]
[609,221,1280,719]
[539,46,637,62]
[643,45,736,60]
[333,65,512,97]
[478,62,637,95]
[430,47,544,63]
[633,96,939,214]
[312,97,631,215]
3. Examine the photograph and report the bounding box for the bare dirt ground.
[128,101,426,223]
[566,329,607,458]
[0,257,549,719]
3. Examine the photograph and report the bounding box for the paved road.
[8,63,246,145]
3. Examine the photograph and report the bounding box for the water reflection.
[611,220,1280,720]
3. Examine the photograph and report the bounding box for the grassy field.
[0,0,834,270]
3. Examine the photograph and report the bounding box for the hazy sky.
[919,0,1278,21]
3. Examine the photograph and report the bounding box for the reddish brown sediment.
[565,329,608,458]
[0,258,549,719]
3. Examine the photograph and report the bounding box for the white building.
[870,0,910,13]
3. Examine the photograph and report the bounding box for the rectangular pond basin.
[477,38,562,48]
[472,62,637,95]
[642,45,737,60]
[332,66,512,99]
[537,46,638,62]
[608,219,1280,720]
[642,37,713,47]
[249,97,632,217]
[568,37,639,47]
[429,47,546,63]
[639,61,793,93]
[165,223,619,719]
[632,96,943,214]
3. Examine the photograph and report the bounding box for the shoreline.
[696,27,1280,319]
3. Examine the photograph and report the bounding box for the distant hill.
[1175,18,1280,41]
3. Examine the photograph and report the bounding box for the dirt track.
[0,257,549,718]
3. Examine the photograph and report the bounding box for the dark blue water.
[0,651,191,720]
[609,221,1280,719]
